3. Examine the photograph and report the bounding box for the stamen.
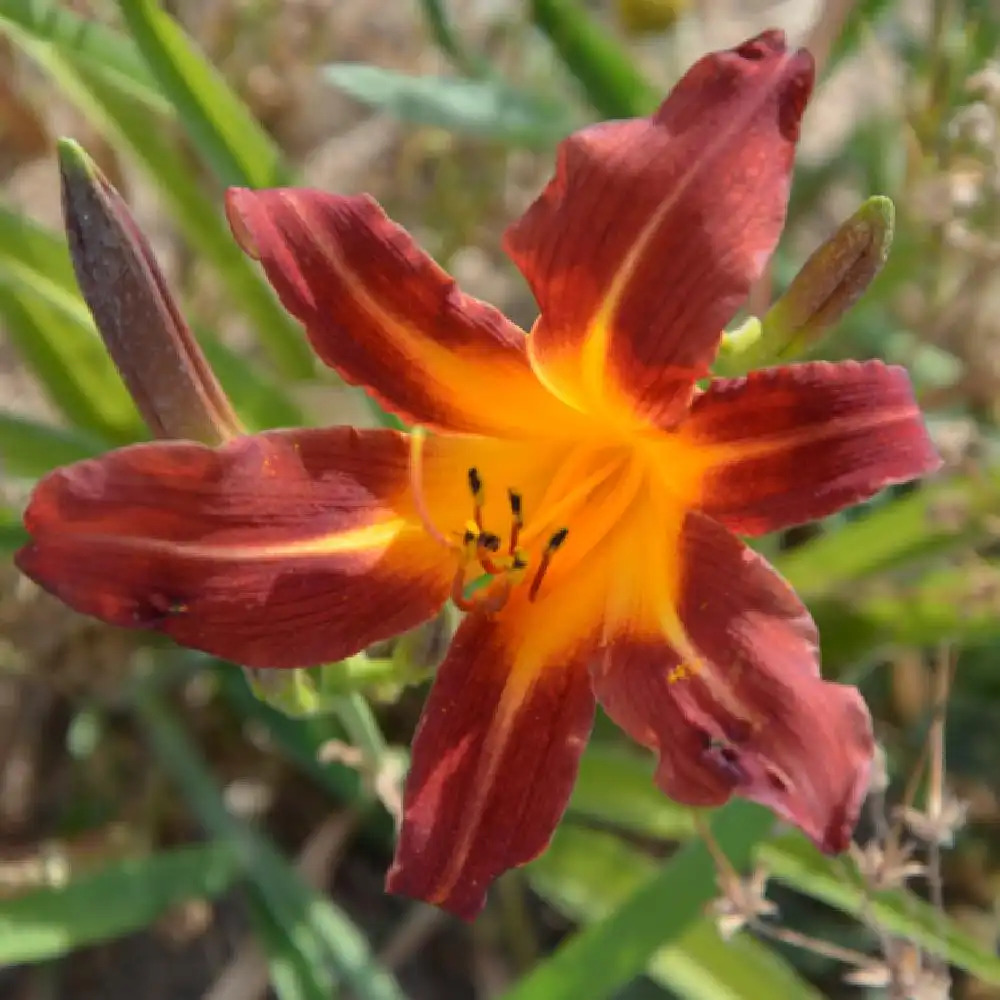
[509,550,529,585]
[408,427,454,550]
[476,531,505,575]
[468,467,483,498]
[468,467,485,531]
[548,527,570,550]
[479,532,501,552]
[508,489,523,554]
[528,527,569,602]
[418,450,596,612]
[450,565,479,612]
[462,525,480,562]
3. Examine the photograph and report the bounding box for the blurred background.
[2,0,1000,997]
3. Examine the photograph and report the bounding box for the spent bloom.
[17,31,939,918]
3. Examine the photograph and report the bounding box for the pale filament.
[407,427,455,551]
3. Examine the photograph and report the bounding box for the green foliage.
[0,843,241,965]
[0,0,314,377]
[135,685,406,1000]
[558,740,1000,985]
[528,0,658,118]
[826,0,898,73]
[503,803,775,1000]
[0,413,103,478]
[0,203,302,460]
[415,0,487,76]
[761,835,1000,984]
[776,467,1000,597]
[0,503,27,551]
[0,204,143,441]
[324,65,578,146]
[531,825,823,1000]
[117,0,290,188]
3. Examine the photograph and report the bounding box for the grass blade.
[827,0,896,74]
[0,282,140,442]
[0,2,314,377]
[0,504,28,552]
[0,205,302,437]
[199,333,304,431]
[529,0,658,118]
[133,684,407,1000]
[0,412,103,478]
[500,801,774,1000]
[117,0,290,188]
[0,0,167,109]
[0,204,144,439]
[0,841,240,964]
[324,65,577,147]
[416,0,486,76]
[217,665,369,804]
[244,891,331,1000]
[761,834,1000,985]
[0,201,77,290]
[532,825,822,1000]
[776,471,1000,598]
[536,741,1000,988]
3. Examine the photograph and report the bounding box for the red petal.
[685,361,941,535]
[387,591,597,919]
[16,428,451,668]
[226,189,578,436]
[593,512,873,852]
[503,31,813,426]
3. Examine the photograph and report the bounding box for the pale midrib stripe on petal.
[689,402,922,463]
[38,517,412,563]
[579,51,800,400]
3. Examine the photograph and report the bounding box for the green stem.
[327,688,389,774]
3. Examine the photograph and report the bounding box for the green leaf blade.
[134,686,406,1000]
[0,0,167,110]
[117,0,290,188]
[501,801,774,1000]
[0,282,141,443]
[0,413,103,478]
[529,0,658,119]
[0,4,314,377]
[531,824,822,1000]
[0,842,240,965]
[762,834,1000,985]
[324,64,577,146]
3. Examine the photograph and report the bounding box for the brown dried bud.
[59,139,240,445]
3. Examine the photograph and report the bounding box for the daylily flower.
[16,30,939,919]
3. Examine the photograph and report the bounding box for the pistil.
[527,527,569,601]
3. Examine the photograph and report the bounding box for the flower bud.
[716,196,894,375]
[59,138,240,445]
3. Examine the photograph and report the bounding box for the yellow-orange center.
[409,430,653,612]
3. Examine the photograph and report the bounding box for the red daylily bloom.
[17,30,939,920]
